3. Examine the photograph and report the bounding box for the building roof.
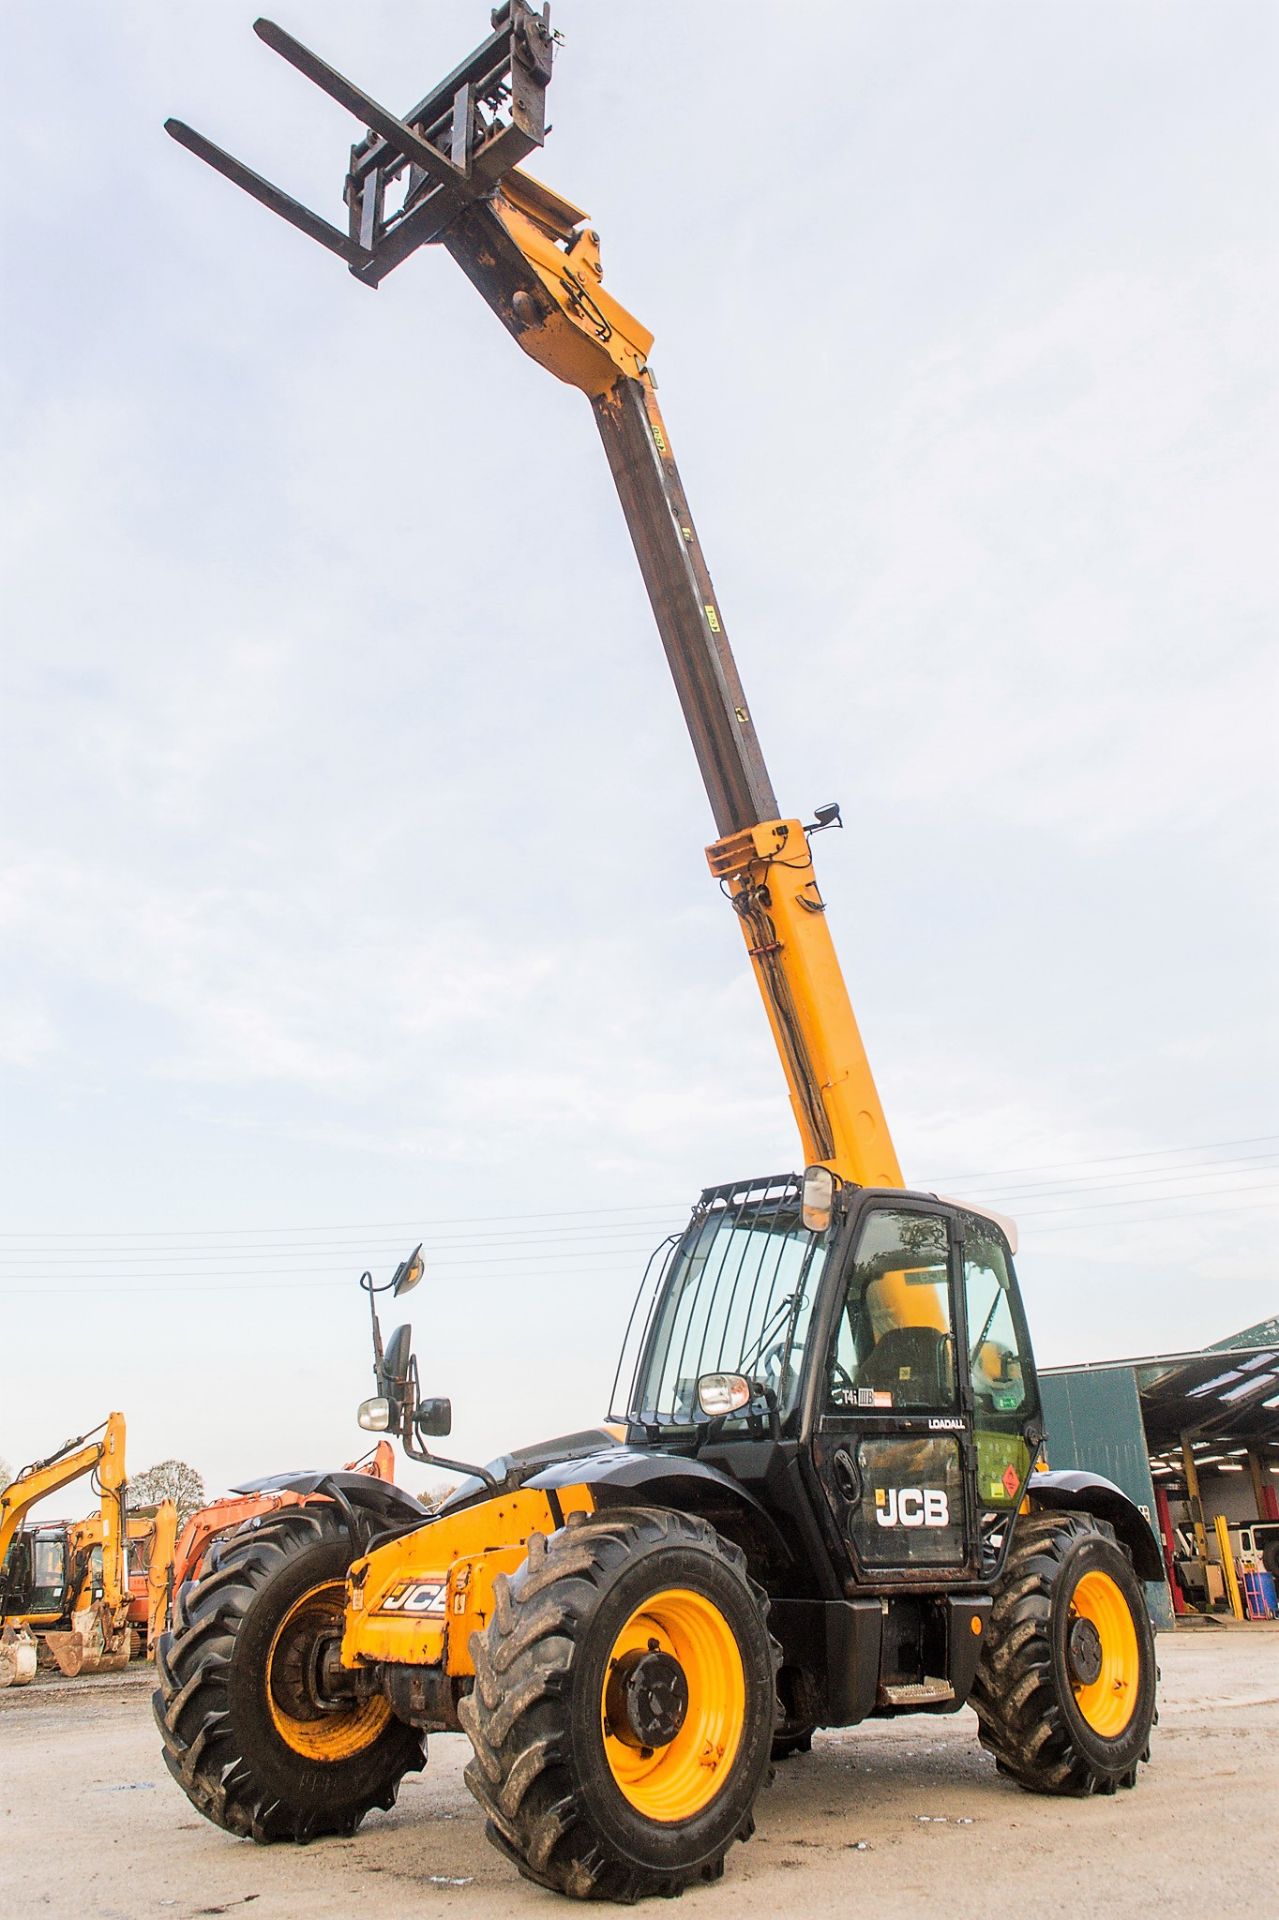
[1040,1320,1279,1461]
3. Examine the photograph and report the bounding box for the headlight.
[357,1395,392,1431]
[696,1372,752,1418]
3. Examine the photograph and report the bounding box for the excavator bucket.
[0,1627,38,1689]
[165,3,555,288]
[44,1606,132,1679]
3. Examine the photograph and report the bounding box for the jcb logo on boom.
[874,1487,950,1529]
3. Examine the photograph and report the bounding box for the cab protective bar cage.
[610,1174,827,1432]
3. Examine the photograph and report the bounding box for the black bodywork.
[286,1173,1162,1735]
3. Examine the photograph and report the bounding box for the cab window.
[828,1209,957,1411]
[962,1225,1028,1414]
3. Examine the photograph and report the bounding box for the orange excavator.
[168,1441,397,1599]
[0,1419,395,1686]
[55,1500,181,1661]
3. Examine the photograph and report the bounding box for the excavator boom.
[164,5,902,1190]
[0,1413,127,1602]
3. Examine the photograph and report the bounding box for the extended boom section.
[164,2,900,1190]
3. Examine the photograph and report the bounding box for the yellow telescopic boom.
[165,5,902,1189]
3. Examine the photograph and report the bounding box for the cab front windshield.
[631,1197,827,1426]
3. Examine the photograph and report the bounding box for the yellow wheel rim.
[266,1579,391,1762]
[1068,1569,1140,1739]
[600,1587,745,1822]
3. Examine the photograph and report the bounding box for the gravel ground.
[2,1625,1275,1919]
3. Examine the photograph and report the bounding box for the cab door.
[809,1200,977,1579]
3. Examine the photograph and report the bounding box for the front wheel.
[154,1506,423,1841]
[972,1509,1157,1795]
[460,1507,778,1901]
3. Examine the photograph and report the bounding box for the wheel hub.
[605,1643,689,1751]
[1067,1613,1103,1687]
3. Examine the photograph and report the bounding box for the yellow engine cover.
[342,1483,595,1676]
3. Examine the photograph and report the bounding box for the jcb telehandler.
[159,8,1161,1899]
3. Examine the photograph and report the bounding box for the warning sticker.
[1001,1463,1021,1499]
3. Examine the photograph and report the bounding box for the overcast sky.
[1,2,1275,1504]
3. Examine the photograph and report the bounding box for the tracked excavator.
[0,1413,134,1679]
[158,7,1161,1898]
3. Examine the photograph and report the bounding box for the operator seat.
[857,1325,954,1409]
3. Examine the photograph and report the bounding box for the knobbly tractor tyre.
[153,1505,423,1842]
[460,1506,778,1901]
[972,1509,1157,1796]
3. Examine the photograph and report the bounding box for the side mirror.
[801,1164,836,1233]
[379,1322,414,1423]
[415,1397,452,1438]
[391,1243,425,1296]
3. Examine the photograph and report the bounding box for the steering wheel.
[760,1337,807,1397]
[760,1338,787,1389]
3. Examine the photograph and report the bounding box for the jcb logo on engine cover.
[874,1487,950,1529]
[375,1579,446,1615]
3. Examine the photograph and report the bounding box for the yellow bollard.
[1213,1513,1245,1620]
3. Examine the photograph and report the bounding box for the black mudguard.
[526,1446,796,1575]
[1026,1469,1164,1581]
[230,1467,431,1531]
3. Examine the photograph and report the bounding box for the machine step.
[879,1677,955,1708]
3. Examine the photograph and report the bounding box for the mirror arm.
[752,1379,782,1440]
[401,1438,500,1491]
[361,1269,387,1384]
[396,1355,498,1489]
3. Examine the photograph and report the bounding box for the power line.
[0,1244,667,1283]
[1009,1179,1278,1222]
[0,1223,676,1265]
[923,1131,1279,1188]
[5,1153,1274,1258]
[1028,1194,1279,1236]
[0,1200,691,1241]
[5,1132,1274,1242]
[0,1263,650,1299]
[943,1156,1279,1205]
[0,1188,1276,1298]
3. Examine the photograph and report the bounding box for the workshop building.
[1040,1317,1279,1629]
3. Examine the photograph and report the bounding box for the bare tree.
[131,1459,206,1521]
[0,1456,11,1495]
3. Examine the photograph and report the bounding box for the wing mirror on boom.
[801,1164,837,1233]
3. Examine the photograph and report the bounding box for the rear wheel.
[153,1506,423,1841]
[460,1507,778,1901]
[972,1509,1156,1795]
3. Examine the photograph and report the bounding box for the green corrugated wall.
[1038,1365,1173,1629]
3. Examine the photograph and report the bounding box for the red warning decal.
[1002,1463,1021,1499]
